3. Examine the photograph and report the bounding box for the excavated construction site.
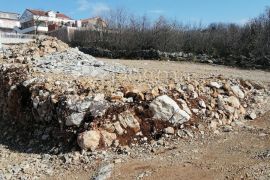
[0,37,270,179]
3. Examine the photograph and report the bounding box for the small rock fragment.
[231,85,245,99]
[100,131,117,147]
[247,112,257,120]
[77,130,101,151]
[114,121,124,135]
[118,111,140,132]
[209,82,222,89]
[226,96,241,108]
[94,93,105,101]
[164,127,175,134]
[66,112,85,127]
[199,100,206,108]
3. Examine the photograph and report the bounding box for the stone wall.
[48,27,76,43]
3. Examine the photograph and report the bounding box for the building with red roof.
[18,9,77,34]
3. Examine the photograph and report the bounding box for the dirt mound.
[0,36,269,153]
[2,36,69,61]
[0,62,269,152]
[1,36,134,78]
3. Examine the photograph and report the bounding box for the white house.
[0,11,20,33]
[18,9,76,34]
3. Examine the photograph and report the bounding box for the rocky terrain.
[0,36,269,179]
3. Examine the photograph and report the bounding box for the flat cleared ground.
[111,112,270,180]
[100,58,270,83]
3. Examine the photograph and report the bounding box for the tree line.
[71,7,270,68]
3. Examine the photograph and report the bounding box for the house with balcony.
[18,9,77,34]
[0,11,20,33]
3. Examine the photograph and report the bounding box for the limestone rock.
[150,95,190,125]
[89,101,109,118]
[187,84,195,93]
[118,111,140,132]
[66,112,85,127]
[93,93,105,101]
[226,96,241,108]
[192,108,199,114]
[209,82,222,89]
[100,131,117,147]
[231,85,245,99]
[247,112,257,120]
[114,121,124,135]
[151,87,160,97]
[217,95,226,110]
[64,97,95,126]
[239,105,246,115]
[77,130,101,151]
[178,99,192,115]
[103,123,115,133]
[199,100,206,108]
[164,127,175,134]
[41,40,52,47]
[191,91,199,99]
[224,105,235,114]
[209,121,218,131]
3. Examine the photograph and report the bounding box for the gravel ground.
[111,111,270,180]
[1,111,269,180]
[100,58,270,83]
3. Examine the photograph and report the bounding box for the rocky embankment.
[0,36,269,154]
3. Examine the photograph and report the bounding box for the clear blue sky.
[0,0,269,24]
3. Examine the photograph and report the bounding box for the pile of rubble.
[1,36,69,61]
[1,36,134,78]
[0,36,269,154]
[32,48,135,77]
[1,64,269,152]
[76,79,269,151]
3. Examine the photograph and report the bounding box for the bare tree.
[72,7,270,69]
[33,15,44,35]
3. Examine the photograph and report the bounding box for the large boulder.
[149,95,190,125]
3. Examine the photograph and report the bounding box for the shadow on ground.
[0,118,79,155]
